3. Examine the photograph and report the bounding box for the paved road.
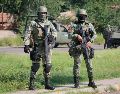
[0,45,104,54]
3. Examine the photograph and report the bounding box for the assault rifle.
[80,28,94,59]
[81,32,90,59]
[30,23,50,63]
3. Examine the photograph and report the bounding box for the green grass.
[0,36,23,46]
[0,33,104,47]
[94,34,104,45]
[0,49,120,93]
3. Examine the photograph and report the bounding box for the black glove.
[48,35,55,44]
[24,45,30,53]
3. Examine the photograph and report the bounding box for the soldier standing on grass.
[103,25,112,49]
[68,9,97,88]
[24,6,57,90]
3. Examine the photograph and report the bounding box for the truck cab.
[108,26,120,48]
[52,22,71,47]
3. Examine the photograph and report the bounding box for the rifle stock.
[44,25,50,64]
[81,30,90,59]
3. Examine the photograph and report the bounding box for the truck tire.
[54,43,59,48]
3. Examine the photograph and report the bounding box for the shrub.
[0,36,23,46]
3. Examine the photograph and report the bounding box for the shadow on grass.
[51,75,73,85]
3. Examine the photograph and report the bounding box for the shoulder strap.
[34,19,45,32]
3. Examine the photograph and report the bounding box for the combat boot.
[88,77,97,88]
[45,77,55,90]
[88,81,97,88]
[74,76,80,88]
[29,77,35,90]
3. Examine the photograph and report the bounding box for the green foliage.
[44,0,62,17]
[94,34,104,45]
[83,0,120,32]
[0,49,120,93]
[0,36,23,46]
[58,16,73,25]
[0,54,30,93]
[1,0,120,33]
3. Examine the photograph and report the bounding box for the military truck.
[108,26,120,48]
[51,21,71,47]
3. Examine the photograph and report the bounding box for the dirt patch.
[0,30,16,39]
[7,78,120,94]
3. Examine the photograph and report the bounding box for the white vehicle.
[53,23,71,47]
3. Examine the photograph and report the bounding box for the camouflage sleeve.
[24,21,35,45]
[89,23,97,42]
[70,23,78,40]
[49,21,57,38]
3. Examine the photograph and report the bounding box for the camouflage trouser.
[73,49,94,82]
[104,38,108,49]
[104,36,111,49]
[30,43,52,81]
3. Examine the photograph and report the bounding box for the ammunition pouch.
[69,45,81,57]
[30,50,41,61]
[89,48,94,59]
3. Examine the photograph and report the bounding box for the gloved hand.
[48,35,55,43]
[86,41,92,48]
[77,35,83,42]
[24,45,30,53]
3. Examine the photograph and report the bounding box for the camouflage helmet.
[77,9,87,17]
[38,6,47,13]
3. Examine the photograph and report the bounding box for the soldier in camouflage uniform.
[69,9,97,88]
[103,25,112,49]
[24,6,57,90]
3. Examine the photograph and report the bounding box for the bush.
[94,33,104,45]
[0,36,23,46]
[58,16,73,25]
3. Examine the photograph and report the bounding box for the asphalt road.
[0,45,105,54]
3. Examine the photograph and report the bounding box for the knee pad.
[31,63,40,72]
[44,63,52,73]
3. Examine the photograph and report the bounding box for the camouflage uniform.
[69,9,97,88]
[103,25,112,49]
[24,6,57,90]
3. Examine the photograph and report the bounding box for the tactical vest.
[74,22,92,43]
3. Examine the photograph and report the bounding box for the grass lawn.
[0,49,120,93]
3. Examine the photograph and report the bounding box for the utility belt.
[69,41,94,58]
[32,35,55,45]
